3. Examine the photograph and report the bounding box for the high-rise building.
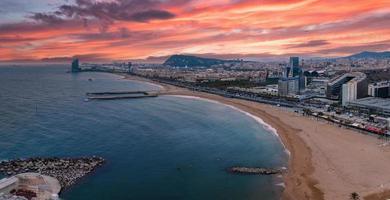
[280,57,305,94]
[342,82,358,106]
[299,75,306,90]
[285,65,292,78]
[278,79,289,96]
[71,59,80,73]
[278,77,300,96]
[289,57,300,77]
[289,57,299,68]
[127,62,133,73]
[368,81,390,98]
[279,57,306,95]
[284,57,299,78]
[326,72,368,105]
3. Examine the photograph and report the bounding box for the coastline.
[123,74,321,199]
[169,94,291,157]
[123,74,390,200]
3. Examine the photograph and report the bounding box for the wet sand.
[125,75,390,200]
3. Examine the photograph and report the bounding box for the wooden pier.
[86,91,159,100]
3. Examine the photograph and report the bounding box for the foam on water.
[0,66,288,200]
[169,95,291,157]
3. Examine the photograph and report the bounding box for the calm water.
[0,65,287,200]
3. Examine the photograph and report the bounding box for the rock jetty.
[0,156,105,188]
[228,166,284,175]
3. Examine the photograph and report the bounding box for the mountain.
[345,51,390,59]
[163,55,227,68]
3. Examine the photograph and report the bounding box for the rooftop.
[328,72,366,86]
[349,97,390,110]
[369,81,390,87]
[0,173,61,200]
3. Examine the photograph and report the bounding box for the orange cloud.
[0,0,389,62]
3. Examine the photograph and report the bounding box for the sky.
[0,0,389,62]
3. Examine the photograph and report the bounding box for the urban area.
[72,52,390,136]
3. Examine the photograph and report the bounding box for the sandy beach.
[125,75,390,200]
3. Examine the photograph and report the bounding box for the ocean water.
[0,65,288,200]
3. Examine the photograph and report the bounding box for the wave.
[110,73,164,90]
[169,95,291,157]
[126,79,164,89]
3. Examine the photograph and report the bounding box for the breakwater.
[0,157,105,188]
[228,167,284,175]
[86,91,158,100]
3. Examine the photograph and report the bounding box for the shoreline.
[123,74,321,199]
[169,94,291,157]
[123,74,390,200]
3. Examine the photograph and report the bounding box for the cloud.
[286,40,329,48]
[19,0,178,33]
[42,53,109,62]
[0,53,111,63]
[0,36,39,43]
[1,0,390,62]
[70,27,160,43]
[29,13,64,24]
[129,10,176,22]
[0,19,86,34]
[316,40,390,55]
[52,0,177,23]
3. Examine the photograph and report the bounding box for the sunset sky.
[0,0,389,62]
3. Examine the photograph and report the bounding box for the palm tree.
[350,192,360,200]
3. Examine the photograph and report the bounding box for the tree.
[303,108,312,116]
[350,192,360,200]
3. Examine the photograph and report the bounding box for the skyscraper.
[279,57,305,95]
[71,58,80,73]
[289,57,299,68]
[127,62,133,73]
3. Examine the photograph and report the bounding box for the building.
[342,81,358,106]
[347,97,390,117]
[127,62,133,73]
[278,77,300,96]
[326,72,368,105]
[368,81,390,98]
[0,173,61,200]
[285,57,300,78]
[299,75,306,91]
[71,58,80,73]
[0,177,18,194]
[290,57,300,77]
[279,57,305,96]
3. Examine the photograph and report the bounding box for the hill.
[345,51,390,59]
[163,55,227,68]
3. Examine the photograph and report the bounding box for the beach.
[125,75,390,200]
[1,66,289,199]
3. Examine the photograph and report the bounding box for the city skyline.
[0,0,389,62]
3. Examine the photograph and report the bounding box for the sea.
[0,65,288,200]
